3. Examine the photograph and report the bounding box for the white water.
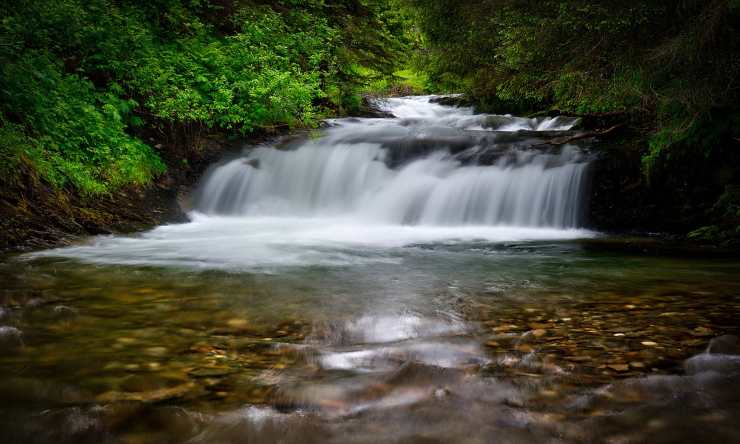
[32,96,596,269]
[197,96,588,227]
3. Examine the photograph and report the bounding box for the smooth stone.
[52,305,78,318]
[97,383,195,403]
[707,335,740,355]
[531,329,547,338]
[641,341,658,347]
[144,347,169,357]
[493,324,519,332]
[0,326,23,350]
[226,318,250,329]
[607,364,629,372]
[691,327,714,337]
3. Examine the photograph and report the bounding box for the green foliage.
[0,49,165,194]
[406,0,740,181]
[1,0,410,194]
[127,10,328,131]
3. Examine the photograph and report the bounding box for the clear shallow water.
[2,245,740,443]
[2,97,740,443]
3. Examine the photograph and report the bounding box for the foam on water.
[30,95,596,270]
[30,215,594,270]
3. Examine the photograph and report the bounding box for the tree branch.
[540,124,625,146]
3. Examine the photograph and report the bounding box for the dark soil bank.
[0,136,234,253]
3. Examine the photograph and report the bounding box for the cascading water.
[196,96,589,228]
[32,95,596,270]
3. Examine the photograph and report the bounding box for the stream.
[1,96,739,443]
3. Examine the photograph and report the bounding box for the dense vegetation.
[407,0,740,242]
[0,0,412,194]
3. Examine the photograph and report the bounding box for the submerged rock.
[706,335,740,355]
[0,326,22,350]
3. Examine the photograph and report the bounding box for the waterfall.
[196,96,590,229]
[32,96,595,271]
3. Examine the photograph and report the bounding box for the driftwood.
[537,124,625,146]
[529,109,627,119]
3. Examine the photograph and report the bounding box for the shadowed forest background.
[1,0,740,249]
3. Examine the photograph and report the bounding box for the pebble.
[143,347,168,357]
[0,326,23,349]
[493,324,519,332]
[434,388,450,399]
[226,318,250,329]
[531,329,547,338]
[97,383,194,403]
[52,305,78,317]
[641,341,658,347]
[607,364,629,372]
[691,326,713,337]
[707,335,740,354]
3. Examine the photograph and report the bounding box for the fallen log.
[536,124,625,146]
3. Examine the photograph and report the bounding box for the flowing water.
[1,96,740,443]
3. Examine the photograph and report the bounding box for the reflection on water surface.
[2,241,740,443]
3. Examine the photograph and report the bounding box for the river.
[1,96,739,443]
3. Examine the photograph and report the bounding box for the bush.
[0,0,411,194]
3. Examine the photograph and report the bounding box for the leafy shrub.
[0,0,411,194]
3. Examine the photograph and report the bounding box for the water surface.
[1,97,739,443]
